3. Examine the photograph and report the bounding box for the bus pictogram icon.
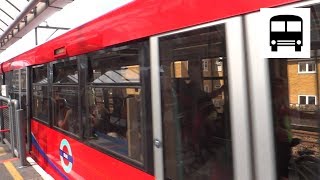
[270,15,303,52]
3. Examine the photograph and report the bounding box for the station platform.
[0,142,50,180]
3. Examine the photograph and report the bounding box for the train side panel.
[31,120,154,180]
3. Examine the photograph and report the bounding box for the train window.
[269,4,320,180]
[52,86,80,135]
[52,59,80,135]
[32,65,49,123]
[88,48,140,84]
[33,65,48,84]
[86,42,145,164]
[53,59,78,84]
[32,86,49,122]
[159,24,233,180]
[87,87,142,162]
[12,70,20,91]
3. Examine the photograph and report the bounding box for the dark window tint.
[20,69,27,91]
[308,63,316,72]
[87,87,143,162]
[308,96,316,105]
[52,86,79,135]
[32,86,49,122]
[269,4,320,180]
[53,59,78,84]
[12,70,19,91]
[299,62,307,72]
[299,96,306,104]
[88,46,140,84]
[86,41,148,166]
[11,69,27,92]
[33,66,48,84]
[4,72,12,98]
[160,24,233,180]
[32,66,48,122]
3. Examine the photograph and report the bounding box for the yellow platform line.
[3,161,23,180]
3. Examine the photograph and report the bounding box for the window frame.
[84,39,153,172]
[202,59,209,71]
[51,57,81,138]
[298,61,316,73]
[298,95,317,105]
[151,16,251,180]
[31,64,50,124]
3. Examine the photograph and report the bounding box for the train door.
[246,1,320,180]
[150,16,252,180]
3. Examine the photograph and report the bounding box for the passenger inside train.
[52,90,79,134]
[84,45,143,161]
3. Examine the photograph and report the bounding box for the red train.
[1,0,319,180]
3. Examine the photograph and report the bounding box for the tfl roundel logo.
[59,139,73,173]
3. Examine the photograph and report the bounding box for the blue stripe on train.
[59,149,74,163]
[31,133,69,180]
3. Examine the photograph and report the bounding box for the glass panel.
[160,24,233,180]
[299,63,306,72]
[308,96,316,105]
[33,65,48,84]
[32,85,49,122]
[52,86,80,135]
[299,96,306,104]
[87,87,143,163]
[12,70,19,91]
[172,61,189,78]
[88,45,140,84]
[4,71,12,97]
[203,58,224,77]
[308,62,316,72]
[53,59,78,84]
[4,71,12,85]
[269,4,320,180]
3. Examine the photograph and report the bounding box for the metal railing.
[0,96,27,167]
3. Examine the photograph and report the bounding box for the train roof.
[0,0,297,73]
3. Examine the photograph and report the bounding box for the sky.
[0,0,133,62]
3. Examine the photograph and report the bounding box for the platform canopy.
[0,0,73,53]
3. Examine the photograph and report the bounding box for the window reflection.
[53,59,78,84]
[87,87,143,162]
[86,42,145,164]
[52,87,79,135]
[270,5,320,179]
[33,65,48,84]
[32,65,49,122]
[92,66,139,83]
[160,24,233,180]
[32,86,49,122]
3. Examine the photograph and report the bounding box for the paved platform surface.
[0,142,43,180]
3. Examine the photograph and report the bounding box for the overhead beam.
[0,0,41,45]
[37,25,70,30]
[0,0,74,51]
